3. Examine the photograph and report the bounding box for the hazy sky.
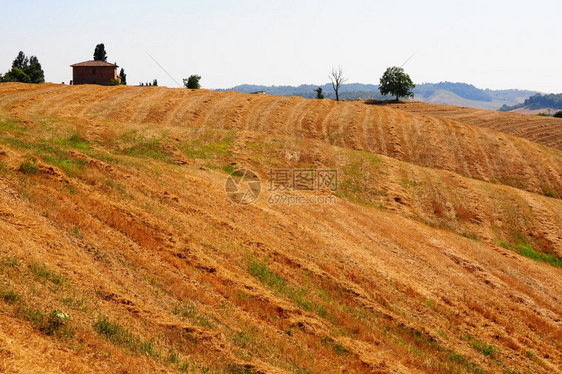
[1,0,560,92]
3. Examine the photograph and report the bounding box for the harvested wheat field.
[0,82,561,373]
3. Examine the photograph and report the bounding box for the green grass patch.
[232,329,254,349]
[517,242,562,267]
[47,133,90,151]
[173,302,215,329]
[29,263,65,286]
[18,160,39,174]
[335,150,384,205]
[472,340,496,357]
[320,336,349,356]
[94,315,196,370]
[181,138,232,160]
[39,146,88,176]
[463,334,496,357]
[122,137,169,160]
[248,259,287,291]
[247,259,328,317]
[499,236,562,268]
[61,294,85,309]
[13,139,88,177]
[20,308,73,337]
[1,286,22,304]
[0,119,24,133]
[447,353,484,374]
[94,316,157,356]
[1,137,34,149]
[62,134,90,150]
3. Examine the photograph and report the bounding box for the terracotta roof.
[70,60,118,67]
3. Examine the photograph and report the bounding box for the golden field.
[0,83,561,373]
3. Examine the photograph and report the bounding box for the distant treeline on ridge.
[499,93,562,111]
[221,81,537,107]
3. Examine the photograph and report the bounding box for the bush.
[554,111,562,118]
[110,78,121,86]
[183,75,201,89]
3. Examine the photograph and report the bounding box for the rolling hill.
[499,93,562,115]
[224,82,537,110]
[0,83,561,373]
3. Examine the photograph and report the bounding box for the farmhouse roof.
[70,60,118,67]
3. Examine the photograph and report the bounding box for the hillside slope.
[0,83,561,373]
[2,84,562,198]
[388,101,562,151]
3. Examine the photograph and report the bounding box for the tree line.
[0,51,45,83]
[499,93,562,113]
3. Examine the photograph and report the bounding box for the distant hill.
[499,93,562,114]
[220,83,385,101]
[221,82,538,110]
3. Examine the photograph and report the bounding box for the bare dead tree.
[329,67,348,102]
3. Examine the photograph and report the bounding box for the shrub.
[183,75,201,89]
[554,111,562,118]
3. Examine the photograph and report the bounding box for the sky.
[1,0,561,92]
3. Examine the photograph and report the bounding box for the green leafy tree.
[2,67,31,83]
[12,51,28,69]
[26,56,45,83]
[379,66,415,101]
[93,43,107,62]
[1,51,44,83]
[314,87,324,99]
[553,111,562,118]
[183,75,201,89]
[119,68,127,85]
[153,79,158,87]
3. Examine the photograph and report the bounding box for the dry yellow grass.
[0,83,561,373]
